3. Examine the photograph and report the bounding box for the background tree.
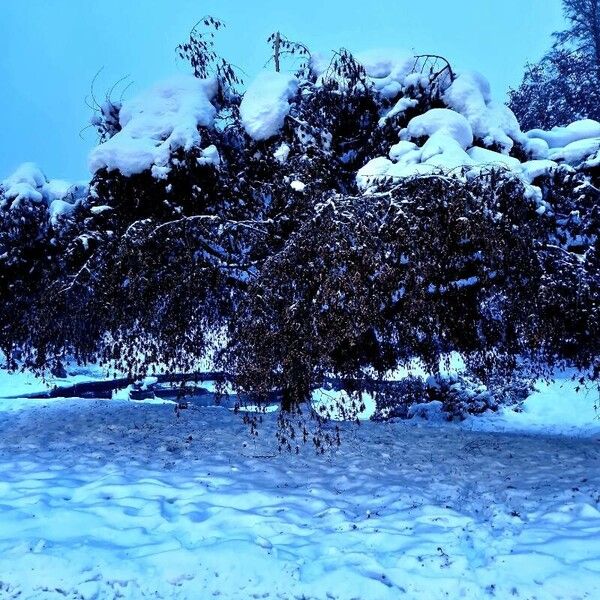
[509,0,600,129]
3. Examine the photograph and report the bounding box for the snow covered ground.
[0,371,599,599]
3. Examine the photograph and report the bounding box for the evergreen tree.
[509,0,600,129]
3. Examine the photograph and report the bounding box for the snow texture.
[88,75,218,177]
[239,71,298,141]
[356,49,416,99]
[404,108,474,149]
[0,366,598,600]
[443,71,525,153]
[356,60,600,193]
[1,163,87,224]
[527,119,600,149]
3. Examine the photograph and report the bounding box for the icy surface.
[88,75,217,177]
[239,71,298,141]
[0,369,598,599]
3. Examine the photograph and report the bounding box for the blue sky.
[1,0,565,181]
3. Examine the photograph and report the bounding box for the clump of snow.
[407,400,446,422]
[197,144,221,167]
[380,97,418,125]
[1,163,87,224]
[389,140,420,162]
[273,143,291,163]
[239,71,298,141]
[524,137,550,160]
[549,138,600,166]
[420,132,473,170]
[527,119,600,149]
[89,75,218,177]
[357,156,394,191]
[403,108,474,149]
[467,146,521,170]
[1,163,46,204]
[355,49,416,99]
[464,373,600,438]
[520,159,561,184]
[290,180,306,192]
[444,71,524,153]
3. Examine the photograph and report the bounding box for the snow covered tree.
[556,0,600,71]
[509,49,600,130]
[2,21,600,433]
[509,0,600,129]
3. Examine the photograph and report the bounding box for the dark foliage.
[1,24,599,445]
[509,0,600,129]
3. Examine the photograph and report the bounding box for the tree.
[2,21,599,441]
[509,49,600,130]
[557,0,600,75]
[509,0,600,129]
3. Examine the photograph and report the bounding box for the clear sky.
[0,0,565,182]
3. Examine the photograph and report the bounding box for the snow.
[290,180,306,192]
[357,156,394,190]
[421,133,473,170]
[1,163,86,223]
[524,136,550,160]
[0,366,598,599]
[273,142,291,163]
[527,119,600,149]
[88,75,218,177]
[355,49,416,99]
[48,200,76,225]
[355,59,600,191]
[380,97,418,125]
[467,146,522,170]
[389,140,419,162]
[520,159,560,184]
[197,144,221,167]
[1,163,47,204]
[464,375,600,438]
[403,108,474,149]
[239,71,298,141]
[549,137,600,166]
[443,71,525,153]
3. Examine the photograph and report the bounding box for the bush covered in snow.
[1,20,600,433]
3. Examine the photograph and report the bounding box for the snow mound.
[1,163,87,223]
[527,119,600,149]
[420,132,473,170]
[389,140,420,162]
[520,159,560,184]
[89,75,218,177]
[403,108,474,149]
[548,137,600,166]
[444,71,525,153]
[354,54,600,192]
[239,71,298,141]
[464,374,600,438]
[356,49,416,99]
[1,163,47,204]
[467,146,521,170]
